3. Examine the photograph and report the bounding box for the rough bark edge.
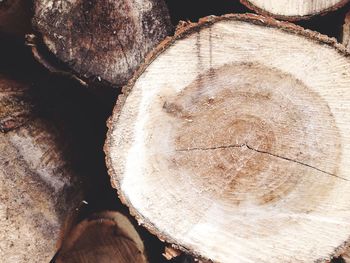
[240,0,350,21]
[104,13,350,262]
[25,34,89,87]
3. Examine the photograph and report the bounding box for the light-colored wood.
[105,14,350,263]
[240,0,350,20]
[56,211,147,263]
[32,0,172,87]
[0,75,83,262]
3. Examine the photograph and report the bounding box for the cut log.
[105,14,350,263]
[240,0,350,20]
[342,11,350,50]
[0,0,31,36]
[0,74,83,262]
[32,0,173,87]
[55,211,147,263]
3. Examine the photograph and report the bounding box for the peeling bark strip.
[240,0,350,21]
[32,0,172,87]
[105,14,350,263]
[55,211,148,263]
[0,75,83,262]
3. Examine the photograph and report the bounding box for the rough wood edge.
[240,0,350,21]
[25,34,88,87]
[104,13,350,262]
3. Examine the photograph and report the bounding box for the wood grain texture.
[55,211,147,263]
[32,0,172,87]
[240,0,350,20]
[0,75,83,262]
[105,14,350,263]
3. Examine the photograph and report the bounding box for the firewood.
[240,0,350,20]
[0,74,83,262]
[0,0,31,36]
[105,14,350,263]
[31,0,173,87]
[55,211,147,263]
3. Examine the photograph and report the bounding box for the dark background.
[1,0,349,262]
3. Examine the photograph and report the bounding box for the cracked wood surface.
[176,143,347,180]
[32,0,172,87]
[105,14,350,263]
[240,0,350,20]
[0,75,83,262]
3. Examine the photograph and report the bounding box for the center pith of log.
[105,14,350,263]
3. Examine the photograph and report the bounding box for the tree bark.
[31,0,173,87]
[105,14,350,263]
[55,211,147,263]
[0,0,31,36]
[240,0,350,21]
[0,74,83,262]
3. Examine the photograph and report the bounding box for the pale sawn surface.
[242,0,348,18]
[107,17,350,263]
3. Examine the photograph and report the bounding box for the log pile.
[2,1,350,263]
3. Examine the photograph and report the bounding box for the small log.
[55,211,147,263]
[0,0,31,36]
[31,0,173,87]
[105,14,350,263]
[0,74,83,262]
[240,0,350,20]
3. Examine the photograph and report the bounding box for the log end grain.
[240,0,350,21]
[32,0,173,87]
[105,14,350,263]
[56,211,148,263]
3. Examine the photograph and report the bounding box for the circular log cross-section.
[240,0,350,20]
[0,75,83,262]
[32,0,172,86]
[56,211,147,263]
[105,14,350,263]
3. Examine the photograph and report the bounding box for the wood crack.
[176,143,348,181]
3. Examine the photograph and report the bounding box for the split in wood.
[105,14,350,263]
